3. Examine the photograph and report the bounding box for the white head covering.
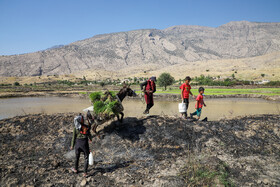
[74,115,83,130]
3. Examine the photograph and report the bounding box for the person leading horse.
[140,76,156,114]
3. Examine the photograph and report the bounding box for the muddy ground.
[0,113,279,186]
[1,90,280,102]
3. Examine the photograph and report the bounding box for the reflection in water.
[0,97,279,120]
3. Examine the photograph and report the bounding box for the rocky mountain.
[45,45,64,50]
[0,21,280,77]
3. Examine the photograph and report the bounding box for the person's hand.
[204,104,207,107]
[89,140,92,143]
[70,146,73,150]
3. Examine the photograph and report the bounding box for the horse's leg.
[120,112,124,122]
[116,112,124,122]
[117,114,120,121]
[92,123,98,134]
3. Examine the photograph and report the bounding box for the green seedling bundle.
[89,91,123,119]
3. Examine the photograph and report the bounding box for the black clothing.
[140,81,156,93]
[182,98,189,117]
[146,103,154,111]
[183,98,189,110]
[140,81,147,90]
[74,138,90,173]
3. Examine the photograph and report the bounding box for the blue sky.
[0,0,279,55]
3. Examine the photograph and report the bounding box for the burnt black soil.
[0,114,279,186]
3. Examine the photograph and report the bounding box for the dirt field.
[1,113,279,186]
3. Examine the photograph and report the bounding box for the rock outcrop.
[0,113,279,186]
[0,21,280,76]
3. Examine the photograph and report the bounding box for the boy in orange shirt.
[190,87,206,120]
[179,76,195,118]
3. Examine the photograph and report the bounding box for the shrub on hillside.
[265,81,280,86]
[14,82,20,86]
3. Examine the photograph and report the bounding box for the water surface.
[0,97,279,120]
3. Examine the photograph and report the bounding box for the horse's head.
[122,84,137,97]
[117,84,137,101]
[125,86,137,97]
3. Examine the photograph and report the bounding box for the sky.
[0,0,279,55]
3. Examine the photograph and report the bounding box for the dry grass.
[0,52,279,84]
[70,51,280,81]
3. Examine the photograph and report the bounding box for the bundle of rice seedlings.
[106,100,122,114]
[89,92,102,103]
[101,90,116,101]
[109,91,116,98]
[93,101,106,115]
[90,90,123,119]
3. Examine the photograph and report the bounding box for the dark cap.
[150,76,156,82]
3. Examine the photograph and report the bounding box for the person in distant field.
[140,76,156,114]
[179,76,195,118]
[70,113,93,177]
[190,87,206,120]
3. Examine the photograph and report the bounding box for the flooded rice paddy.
[0,96,279,120]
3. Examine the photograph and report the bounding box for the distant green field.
[136,88,280,96]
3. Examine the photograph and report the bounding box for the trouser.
[146,103,154,111]
[145,93,154,111]
[191,108,202,117]
[182,98,189,116]
[75,138,89,173]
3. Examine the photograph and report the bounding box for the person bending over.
[71,113,92,177]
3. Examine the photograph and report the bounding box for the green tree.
[261,74,265,77]
[14,82,20,86]
[179,79,182,84]
[134,77,137,83]
[231,74,235,79]
[157,73,175,90]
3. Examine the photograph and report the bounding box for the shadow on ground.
[0,113,279,186]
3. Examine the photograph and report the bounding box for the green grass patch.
[79,92,87,95]
[144,87,280,96]
[179,159,234,186]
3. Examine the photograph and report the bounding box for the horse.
[91,85,137,133]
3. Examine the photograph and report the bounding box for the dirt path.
[0,114,279,186]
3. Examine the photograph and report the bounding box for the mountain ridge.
[0,21,280,77]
